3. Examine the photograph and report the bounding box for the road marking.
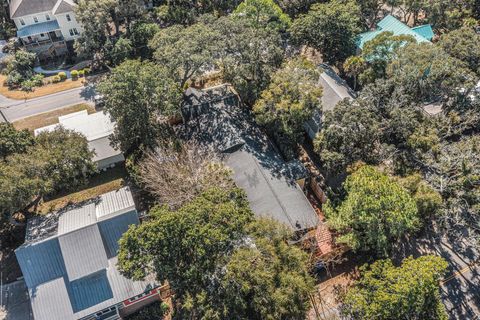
[442,259,479,284]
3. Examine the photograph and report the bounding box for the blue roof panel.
[412,24,435,40]
[98,210,139,258]
[17,20,60,38]
[16,238,66,288]
[68,271,113,313]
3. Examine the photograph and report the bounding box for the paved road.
[0,84,96,122]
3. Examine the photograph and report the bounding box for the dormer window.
[66,14,71,22]
[46,14,51,21]
[33,16,38,23]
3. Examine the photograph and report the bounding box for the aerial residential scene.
[0,0,479,319]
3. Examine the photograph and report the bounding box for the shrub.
[71,70,79,80]
[6,71,22,88]
[78,69,85,77]
[58,72,67,81]
[83,67,90,75]
[52,75,61,83]
[31,74,44,87]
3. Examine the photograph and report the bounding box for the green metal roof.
[412,24,435,40]
[357,15,432,49]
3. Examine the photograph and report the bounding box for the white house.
[34,110,125,170]
[9,0,82,57]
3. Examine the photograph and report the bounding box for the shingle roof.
[176,85,319,231]
[52,0,75,15]
[304,64,355,140]
[15,188,155,320]
[357,15,432,49]
[10,0,74,18]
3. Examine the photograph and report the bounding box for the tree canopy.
[233,0,291,32]
[97,60,182,154]
[0,123,34,160]
[341,255,448,320]
[325,165,420,256]
[291,0,361,66]
[254,57,322,159]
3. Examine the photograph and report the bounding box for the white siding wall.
[55,12,82,41]
[14,11,54,29]
[14,10,82,42]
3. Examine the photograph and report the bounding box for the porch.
[17,20,67,56]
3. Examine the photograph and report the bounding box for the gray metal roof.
[17,20,60,37]
[176,85,319,231]
[15,188,154,320]
[89,136,123,163]
[59,225,109,281]
[58,203,96,235]
[96,187,136,221]
[29,277,74,320]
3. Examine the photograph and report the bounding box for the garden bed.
[0,74,86,100]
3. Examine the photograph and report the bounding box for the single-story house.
[15,187,166,320]
[34,110,124,170]
[177,85,320,233]
[304,64,356,140]
[357,14,434,50]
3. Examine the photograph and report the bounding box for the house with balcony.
[9,0,82,58]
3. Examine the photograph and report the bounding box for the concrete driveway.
[0,280,33,320]
[0,83,96,122]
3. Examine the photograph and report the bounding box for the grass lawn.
[13,103,96,131]
[37,165,128,215]
[0,74,86,100]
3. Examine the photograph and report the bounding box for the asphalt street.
[0,84,96,122]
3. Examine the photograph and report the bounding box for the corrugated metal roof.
[17,20,60,38]
[412,24,434,40]
[58,203,96,235]
[58,225,108,281]
[35,111,116,142]
[357,15,431,49]
[16,187,154,320]
[68,270,113,313]
[96,188,136,221]
[98,210,139,258]
[29,277,74,320]
[89,136,123,163]
[15,239,66,288]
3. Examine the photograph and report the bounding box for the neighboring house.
[304,64,356,140]
[9,0,82,57]
[34,110,124,170]
[15,187,167,320]
[177,85,320,233]
[357,14,434,50]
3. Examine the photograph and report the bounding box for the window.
[40,33,45,37]
[66,14,71,21]
[46,14,50,21]
[20,18,25,26]
[69,29,74,36]
[33,16,38,23]
[73,28,79,35]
